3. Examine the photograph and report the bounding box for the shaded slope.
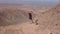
[0,8,30,26]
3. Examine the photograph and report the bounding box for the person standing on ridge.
[28,11,38,25]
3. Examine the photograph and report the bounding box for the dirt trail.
[0,22,50,34]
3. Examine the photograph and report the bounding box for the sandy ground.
[0,4,60,34]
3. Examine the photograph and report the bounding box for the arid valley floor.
[0,4,60,34]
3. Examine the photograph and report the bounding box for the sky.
[0,0,60,6]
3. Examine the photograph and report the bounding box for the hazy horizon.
[0,0,60,6]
